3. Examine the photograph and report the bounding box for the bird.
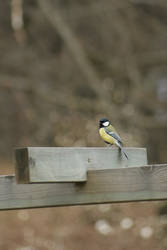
[99,118,128,159]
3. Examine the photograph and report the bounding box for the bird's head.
[99,118,110,128]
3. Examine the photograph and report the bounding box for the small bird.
[99,118,128,159]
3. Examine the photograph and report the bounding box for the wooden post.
[15,147,147,183]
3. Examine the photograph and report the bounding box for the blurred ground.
[0,0,167,249]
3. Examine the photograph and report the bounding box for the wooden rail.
[0,164,167,210]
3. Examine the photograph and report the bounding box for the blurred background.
[0,0,167,249]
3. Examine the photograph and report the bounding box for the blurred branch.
[104,2,142,88]
[37,0,107,99]
[131,0,167,6]
[137,50,167,65]
[0,75,30,92]
[0,74,71,106]
[61,1,120,18]
[10,0,26,43]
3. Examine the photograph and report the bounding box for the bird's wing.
[105,127,123,145]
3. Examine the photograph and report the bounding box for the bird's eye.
[103,121,109,126]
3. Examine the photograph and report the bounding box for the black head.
[99,118,110,128]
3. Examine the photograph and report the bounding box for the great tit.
[99,118,128,159]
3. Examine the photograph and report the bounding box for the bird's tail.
[115,141,129,160]
[121,149,129,160]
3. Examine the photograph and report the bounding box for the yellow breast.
[99,128,115,145]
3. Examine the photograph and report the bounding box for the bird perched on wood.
[99,118,128,159]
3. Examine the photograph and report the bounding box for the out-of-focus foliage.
[0,0,167,163]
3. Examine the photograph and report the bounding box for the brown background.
[0,1,167,249]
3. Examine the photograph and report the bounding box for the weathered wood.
[1,164,167,210]
[15,147,147,183]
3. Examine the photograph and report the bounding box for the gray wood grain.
[1,164,167,210]
[15,147,147,183]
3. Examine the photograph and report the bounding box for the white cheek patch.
[103,121,109,126]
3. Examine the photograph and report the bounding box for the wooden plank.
[0,164,167,210]
[15,147,147,183]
